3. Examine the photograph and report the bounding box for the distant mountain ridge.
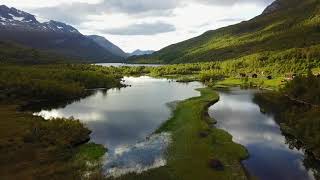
[129,49,155,56]
[129,0,320,64]
[0,5,126,63]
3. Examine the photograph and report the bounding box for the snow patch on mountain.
[0,5,79,34]
[9,13,24,21]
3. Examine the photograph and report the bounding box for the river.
[208,88,316,180]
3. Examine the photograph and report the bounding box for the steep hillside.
[129,0,320,64]
[0,5,124,63]
[88,35,128,58]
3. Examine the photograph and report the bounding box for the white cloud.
[1,0,274,52]
[101,22,176,35]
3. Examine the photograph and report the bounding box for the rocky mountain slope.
[0,5,125,63]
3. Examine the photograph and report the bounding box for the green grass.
[213,77,283,90]
[0,105,104,180]
[75,143,107,162]
[215,78,244,87]
[116,88,248,180]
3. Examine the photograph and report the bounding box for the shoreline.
[201,89,252,180]
[120,87,249,180]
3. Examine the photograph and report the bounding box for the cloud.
[194,0,273,6]
[105,0,181,14]
[101,22,176,35]
[33,2,103,25]
[32,0,182,25]
[217,18,246,22]
[31,0,274,25]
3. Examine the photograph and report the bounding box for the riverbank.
[116,88,248,180]
[254,92,320,160]
[0,105,108,179]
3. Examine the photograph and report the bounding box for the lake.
[208,88,316,180]
[35,76,203,177]
[96,63,162,67]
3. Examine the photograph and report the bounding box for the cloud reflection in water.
[208,88,315,180]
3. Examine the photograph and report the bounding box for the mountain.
[0,5,124,63]
[88,35,128,58]
[129,0,320,64]
[129,49,155,56]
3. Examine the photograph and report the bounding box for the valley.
[0,0,320,179]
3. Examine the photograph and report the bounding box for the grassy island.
[116,88,248,180]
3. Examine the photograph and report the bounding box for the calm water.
[35,76,203,177]
[96,63,162,67]
[208,88,316,180]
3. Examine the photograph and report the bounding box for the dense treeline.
[142,45,320,83]
[0,64,123,103]
[282,71,320,105]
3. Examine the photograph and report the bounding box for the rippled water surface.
[35,76,203,176]
[208,88,316,180]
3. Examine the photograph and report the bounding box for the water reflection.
[104,133,171,177]
[35,76,203,176]
[96,63,162,67]
[208,88,315,180]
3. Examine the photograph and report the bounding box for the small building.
[239,73,247,78]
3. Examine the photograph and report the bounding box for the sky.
[1,0,274,52]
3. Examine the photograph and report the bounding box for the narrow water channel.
[208,88,316,180]
[35,76,204,177]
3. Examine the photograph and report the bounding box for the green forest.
[0,64,123,103]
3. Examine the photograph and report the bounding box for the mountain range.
[129,0,320,64]
[86,36,155,58]
[0,5,127,63]
[129,49,155,56]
